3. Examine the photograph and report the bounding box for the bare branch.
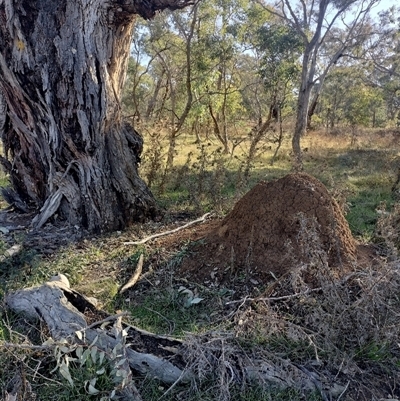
[123,212,211,245]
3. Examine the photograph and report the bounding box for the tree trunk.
[292,81,311,171]
[0,0,192,232]
[244,105,274,180]
[307,92,319,130]
[292,36,320,171]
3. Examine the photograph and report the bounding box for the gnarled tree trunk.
[0,0,192,232]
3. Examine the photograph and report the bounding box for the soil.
[179,173,358,286]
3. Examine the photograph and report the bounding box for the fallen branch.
[5,279,188,384]
[123,213,211,245]
[2,342,53,350]
[119,253,144,294]
[225,288,322,305]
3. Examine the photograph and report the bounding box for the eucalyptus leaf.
[116,358,127,366]
[98,350,105,366]
[88,383,100,395]
[91,346,98,363]
[190,297,204,305]
[76,346,83,359]
[59,362,74,387]
[96,367,105,375]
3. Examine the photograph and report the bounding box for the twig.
[140,265,154,281]
[143,307,175,335]
[123,213,211,245]
[85,312,130,330]
[225,288,321,305]
[8,349,64,386]
[336,380,350,401]
[120,254,144,294]
[1,342,52,350]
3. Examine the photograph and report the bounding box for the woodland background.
[2,1,400,401]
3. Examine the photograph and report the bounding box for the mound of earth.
[180,173,357,285]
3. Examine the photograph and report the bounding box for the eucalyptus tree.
[257,20,303,123]
[192,0,250,154]
[363,6,400,124]
[307,18,375,129]
[0,0,194,232]
[320,66,385,129]
[136,5,199,189]
[241,17,302,175]
[122,24,164,122]
[136,0,255,155]
[262,0,381,169]
[161,5,198,186]
[123,58,154,122]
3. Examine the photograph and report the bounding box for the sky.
[372,0,397,16]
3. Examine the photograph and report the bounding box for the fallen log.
[5,276,188,384]
[5,276,346,401]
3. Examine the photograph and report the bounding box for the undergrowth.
[1,129,400,400]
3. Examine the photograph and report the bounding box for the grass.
[347,188,393,240]
[141,127,398,241]
[126,288,213,335]
[137,377,323,401]
[1,128,400,400]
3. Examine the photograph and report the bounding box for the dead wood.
[4,277,345,399]
[123,212,211,245]
[5,277,188,385]
[120,253,144,294]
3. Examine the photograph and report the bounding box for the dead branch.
[119,253,144,294]
[5,280,188,384]
[225,288,322,305]
[123,212,211,245]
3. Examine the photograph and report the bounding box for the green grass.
[126,288,215,336]
[355,341,392,363]
[0,247,45,290]
[346,189,393,240]
[265,336,320,362]
[0,316,9,341]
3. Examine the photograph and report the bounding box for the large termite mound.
[180,173,356,285]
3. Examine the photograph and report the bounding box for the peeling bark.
[0,0,193,232]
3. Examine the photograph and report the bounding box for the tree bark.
[0,0,192,232]
[290,0,327,171]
